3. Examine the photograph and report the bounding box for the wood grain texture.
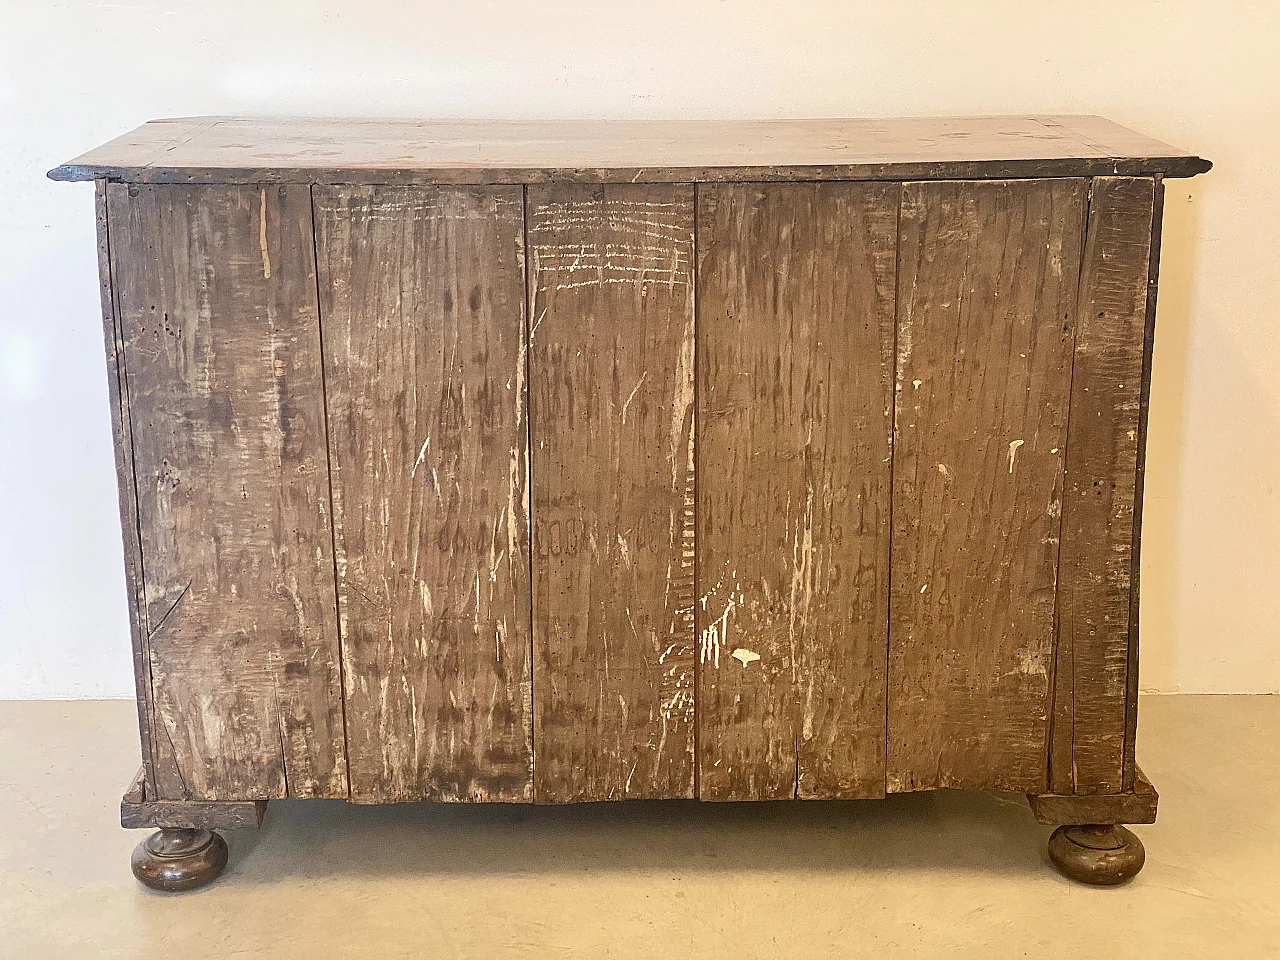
[528,184,696,801]
[109,183,346,801]
[50,116,1212,185]
[1125,178,1165,791]
[696,183,898,801]
[96,180,159,796]
[1049,178,1156,795]
[314,185,532,802]
[889,179,1087,794]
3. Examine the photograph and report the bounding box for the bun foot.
[1048,824,1145,885]
[131,828,228,892]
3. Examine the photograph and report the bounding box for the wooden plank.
[888,179,1087,795]
[696,183,898,801]
[120,767,268,830]
[108,183,346,801]
[1125,178,1166,791]
[1028,767,1158,825]
[527,183,696,801]
[49,116,1212,185]
[314,185,533,802]
[95,180,160,796]
[1049,178,1157,795]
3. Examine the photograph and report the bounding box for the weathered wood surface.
[527,184,697,801]
[1050,178,1156,796]
[120,767,268,829]
[96,180,159,796]
[109,183,346,801]
[50,116,1212,185]
[888,179,1087,795]
[315,185,533,802]
[1125,178,1166,792]
[696,183,898,800]
[1028,767,1158,825]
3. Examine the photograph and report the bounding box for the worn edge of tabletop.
[49,115,1212,184]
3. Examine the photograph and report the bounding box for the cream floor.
[0,695,1275,959]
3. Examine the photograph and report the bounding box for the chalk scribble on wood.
[527,184,697,801]
[315,185,532,802]
[889,179,1087,795]
[109,183,347,801]
[696,183,898,800]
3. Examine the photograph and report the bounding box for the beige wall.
[0,1,1274,696]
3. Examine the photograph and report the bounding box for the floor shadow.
[223,789,1055,886]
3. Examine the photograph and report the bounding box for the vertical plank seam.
[99,179,159,798]
[884,182,906,795]
[521,183,537,801]
[795,183,808,800]
[1051,178,1094,795]
[788,185,798,798]
[691,182,701,802]
[1124,176,1163,791]
[308,184,354,800]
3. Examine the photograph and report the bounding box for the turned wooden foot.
[130,828,228,892]
[1047,824,1145,885]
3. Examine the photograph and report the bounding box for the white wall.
[1,1,1276,698]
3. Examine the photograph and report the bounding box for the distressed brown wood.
[50,116,1211,185]
[95,180,158,796]
[314,185,533,802]
[696,183,898,801]
[1125,178,1166,792]
[121,767,268,830]
[527,183,697,801]
[1050,178,1157,796]
[888,179,1087,795]
[60,118,1211,886]
[108,182,346,801]
[1029,768,1158,826]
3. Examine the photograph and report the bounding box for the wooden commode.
[51,116,1211,889]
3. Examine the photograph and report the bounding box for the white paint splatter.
[1008,439,1025,474]
[731,648,760,667]
[699,596,735,669]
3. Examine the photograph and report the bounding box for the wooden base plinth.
[1027,768,1159,827]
